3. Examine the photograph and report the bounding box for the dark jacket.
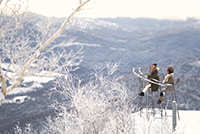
[148,68,160,92]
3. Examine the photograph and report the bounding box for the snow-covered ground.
[1,65,199,133]
[133,109,200,134]
[6,75,54,95]
[1,74,54,105]
[2,76,200,134]
[177,110,200,134]
[4,82,200,134]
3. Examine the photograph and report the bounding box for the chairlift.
[133,67,180,120]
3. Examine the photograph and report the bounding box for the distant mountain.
[1,15,200,132]
[170,57,200,110]
[101,17,200,29]
[16,16,200,74]
[17,16,200,109]
[61,17,200,74]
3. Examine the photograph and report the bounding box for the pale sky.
[29,0,200,20]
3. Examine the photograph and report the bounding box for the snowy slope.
[1,16,200,132]
[133,109,200,134]
[39,16,200,110]
[1,67,200,133]
[0,64,57,132]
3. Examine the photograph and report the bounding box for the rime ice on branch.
[0,0,94,106]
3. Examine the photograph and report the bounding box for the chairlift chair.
[162,78,180,120]
[133,67,180,120]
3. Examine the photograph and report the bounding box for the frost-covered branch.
[0,0,29,40]
[43,61,136,133]
[0,0,94,106]
[6,0,92,93]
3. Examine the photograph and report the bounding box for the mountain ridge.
[1,15,200,132]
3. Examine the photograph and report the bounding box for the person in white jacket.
[157,67,175,104]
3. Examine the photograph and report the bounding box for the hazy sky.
[29,0,200,20]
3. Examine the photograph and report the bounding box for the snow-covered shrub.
[13,123,32,134]
[42,61,136,134]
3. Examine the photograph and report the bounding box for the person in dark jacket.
[139,63,160,96]
[157,67,175,104]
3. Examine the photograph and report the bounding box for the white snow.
[4,95,35,104]
[4,74,54,95]
[0,63,55,102]
[31,83,43,88]
[109,47,125,51]
[74,18,119,30]
[6,75,53,95]
[1,62,200,133]
[132,109,200,134]
[72,42,101,47]
[7,87,36,95]
[22,75,54,83]
[0,92,5,101]
[176,110,200,134]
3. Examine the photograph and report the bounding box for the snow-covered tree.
[40,61,137,134]
[0,0,94,106]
